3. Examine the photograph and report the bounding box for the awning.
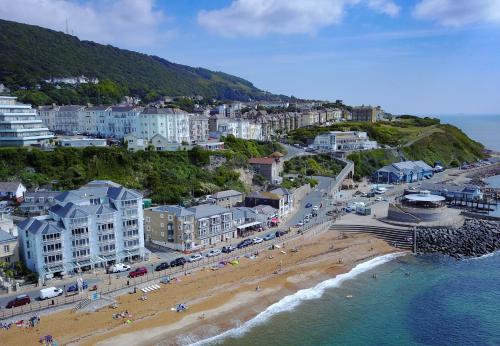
[236,221,262,230]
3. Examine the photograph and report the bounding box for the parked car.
[263,232,276,241]
[312,205,319,211]
[206,249,222,257]
[305,202,313,208]
[170,257,187,267]
[237,239,253,249]
[375,197,383,201]
[128,267,148,278]
[160,276,171,284]
[39,287,63,300]
[296,221,304,227]
[252,237,263,244]
[275,230,286,237]
[6,295,31,309]
[108,263,131,273]
[67,281,88,292]
[187,254,203,262]
[221,245,236,253]
[155,262,170,271]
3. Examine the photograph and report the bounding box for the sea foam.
[188,252,406,346]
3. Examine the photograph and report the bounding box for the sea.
[187,115,500,346]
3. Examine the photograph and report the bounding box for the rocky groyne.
[417,219,500,258]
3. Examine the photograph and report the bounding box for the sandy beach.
[0,226,398,346]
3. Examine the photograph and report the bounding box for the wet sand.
[1,227,398,346]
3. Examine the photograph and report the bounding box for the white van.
[39,287,63,300]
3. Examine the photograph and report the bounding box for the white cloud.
[367,0,400,17]
[0,0,173,48]
[197,0,400,37]
[414,0,500,26]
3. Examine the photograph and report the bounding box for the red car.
[128,266,148,278]
[6,294,31,309]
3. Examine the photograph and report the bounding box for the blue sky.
[1,0,500,115]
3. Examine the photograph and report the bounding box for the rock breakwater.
[417,219,500,258]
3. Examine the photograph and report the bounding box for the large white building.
[18,180,146,277]
[312,131,377,152]
[78,106,111,135]
[54,105,85,134]
[104,106,142,139]
[0,96,53,147]
[138,108,190,143]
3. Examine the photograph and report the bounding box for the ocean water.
[197,253,500,346]
[435,114,500,151]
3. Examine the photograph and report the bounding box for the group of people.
[112,310,132,320]
[1,314,40,330]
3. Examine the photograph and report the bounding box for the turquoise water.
[198,253,500,346]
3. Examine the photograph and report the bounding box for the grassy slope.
[286,118,485,180]
[0,142,279,204]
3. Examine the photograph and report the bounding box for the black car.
[222,245,235,253]
[155,262,170,271]
[170,257,187,267]
[237,239,253,249]
[275,230,286,237]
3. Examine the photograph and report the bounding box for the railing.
[0,217,336,321]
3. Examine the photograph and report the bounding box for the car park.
[128,267,148,278]
[39,287,63,300]
[206,249,222,257]
[155,262,170,271]
[67,281,88,292]
[252,237,263,244]
[108,263,131,273]
[187,254,203,262]
[222,245,236,253]
[6,295,31,309]
[263,232,276,241]
[170,257,187,267]
[237,239,253,249]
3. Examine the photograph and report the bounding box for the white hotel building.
[138,108,191,143]
[18,181,146,277]
[0,96,53,147]
[311,131,378,152]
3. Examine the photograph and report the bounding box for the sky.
[0,0,500,115]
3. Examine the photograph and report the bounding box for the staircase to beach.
[330,224,415,251]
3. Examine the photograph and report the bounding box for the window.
[168,215,173,221]
[146,216,151,222]
[3,245,9,253]
[160,213,164,219]
[160,223,164,227]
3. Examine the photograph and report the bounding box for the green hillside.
[287,117,486,180]
[0,19,279,104]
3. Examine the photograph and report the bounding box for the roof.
[0,229,16,243]
[251,204,278,215]
[269,151,284,158]
[24,191,60,198]
[0,182,23,192]
[85,106,111,111]
[419,182,481,194]
[141,107,187,115]
[111,106,140,112]
[270,187,291,196]
[404,192,445,202]
[248,157,275,165]
[59,105,85,111]
[212,190,243,199]
[188,204,231,219]
[18,217,64,235]
[55,181,141,203]
[151,205,194,217]
[248,191,281,200]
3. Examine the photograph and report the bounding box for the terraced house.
[18,180,146,278]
